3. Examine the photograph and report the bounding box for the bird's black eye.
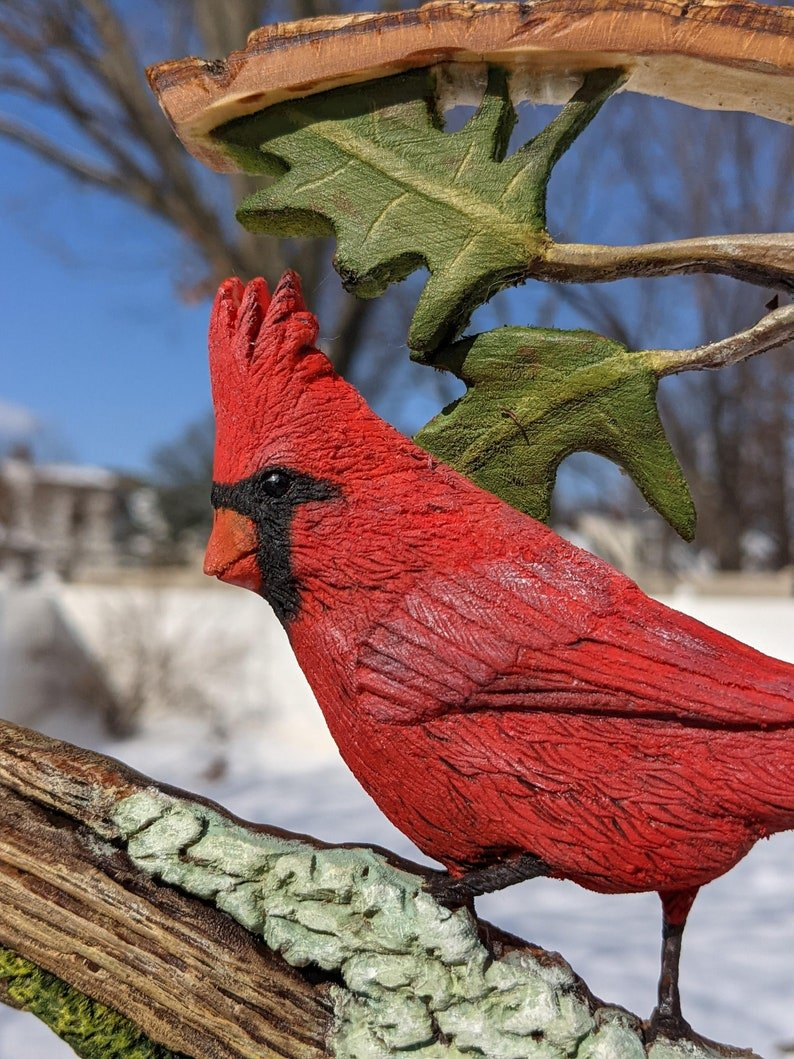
[261,470,291,498]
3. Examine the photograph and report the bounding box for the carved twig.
[543,234,794,294]
[0,719,765,1058]
[648,303,794,376]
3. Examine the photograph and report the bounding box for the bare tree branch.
[0,0,379,365]
[325,291,378,375]
[0,115,123,189]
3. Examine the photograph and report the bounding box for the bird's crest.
[209,271,332,482]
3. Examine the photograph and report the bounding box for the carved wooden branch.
[649,302,794,376]
[147,0,794,171]
[146,0,794,316]
[0,722,332,1058]
[0,719,762,1058]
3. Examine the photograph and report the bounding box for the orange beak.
[204,508,262,592]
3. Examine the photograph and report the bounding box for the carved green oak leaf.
[214,66,624,353]
[414,327,696,540]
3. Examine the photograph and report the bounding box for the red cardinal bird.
[205,271,794,1038]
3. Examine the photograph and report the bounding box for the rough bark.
[0,719,764,1059]
[0,723,332,1058]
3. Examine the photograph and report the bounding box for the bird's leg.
[428,852,549,907]
[652,917,688,1037]
[648,887,699,1041]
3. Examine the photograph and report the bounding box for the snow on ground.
[1,593,792,1057]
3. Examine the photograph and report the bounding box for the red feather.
[206,273,794,959]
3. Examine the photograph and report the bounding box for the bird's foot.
[650,912,700,1045]
[646,1005,693,1044]
[428,852,548,908]
[646,1010,732,1055]
[427,872,477,910]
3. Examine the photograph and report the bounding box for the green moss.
[0,946,183,1059]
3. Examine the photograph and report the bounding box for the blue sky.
[1,59,789,484]
[1,134,212,473]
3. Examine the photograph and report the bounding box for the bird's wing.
[356,548,794,729]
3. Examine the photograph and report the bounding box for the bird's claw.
[426,871,476,909]
[427,852,549,909]
[646,1007,694,1044]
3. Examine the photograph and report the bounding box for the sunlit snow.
[1,590,792,1057]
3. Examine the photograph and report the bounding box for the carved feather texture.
[208,275,794,910]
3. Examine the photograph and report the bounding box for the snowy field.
[1,589,792,1057]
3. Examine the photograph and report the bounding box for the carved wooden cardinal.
[205,271,794,1038]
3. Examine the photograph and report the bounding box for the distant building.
[556,511,709,584]
[0,451,166,582]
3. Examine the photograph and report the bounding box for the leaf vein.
[361,191,412,245]
[283,106,530,251]
[295,157,356,196]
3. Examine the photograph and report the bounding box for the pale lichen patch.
[577,1013,647,1059]
[110,790,739,1059]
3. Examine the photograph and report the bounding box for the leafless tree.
[0,0,407,375]
[2,0,790,568]
[92,588,248,741]
[150,409,215,543]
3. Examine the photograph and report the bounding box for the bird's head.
[204,271,429,624]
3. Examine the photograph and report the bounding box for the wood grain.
[0,721,333,1058]
[146,0,794,171]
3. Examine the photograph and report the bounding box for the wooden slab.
[147,0,794,172]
